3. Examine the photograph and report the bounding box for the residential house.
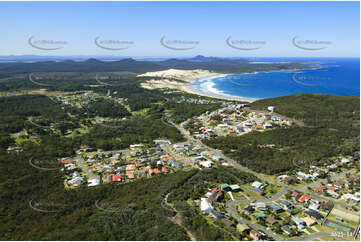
[308,203,320,211]
[263,123,273,129]
[212,155,223,162]
[199,160,214,168]
[168,159,183,168]
[229,184,241,192]
[252,212,266,220]
[130,144,144,149]
[250,230,265,241]
[280,200,294,210]
[325,184,338,192]
[304,209,324,220]
[61,157,73,164]
[281,225,293,235]
[244,205,255,215]
[112,175,124,182]
[292,217,306,230]
[251,181,263,189]
[268,203,283,213]
[267,106,274,112]
[148,168,161,176]
[298,194,310,203]
[88,178,100,187]
[254,202,267,211]
[341,157,351,164]
[341,193,360,203]
[277,174,289,181]
[220,184,230,191]
[327,190,340,199]
[303,217,316,227]
[315,187,326,193]
[297,171,312,180]
[266,217,277,226]
[68,176,83,187]
[208,187,224,202]
[200,198,214,214]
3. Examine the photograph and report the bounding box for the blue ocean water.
[191,58,360,100]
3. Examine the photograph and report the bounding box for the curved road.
[167,119,352,208]
[164,118,355,241]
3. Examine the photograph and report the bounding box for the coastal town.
[3,87,357,241]
[54,95,360,241]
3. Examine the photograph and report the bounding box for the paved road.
[167,119,353,209]
[164,118,358,241]
[226,202,283,240]
[76,155,99,180]
[298,169,357,192]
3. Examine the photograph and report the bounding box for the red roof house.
[148,168,161,176]
[112,175,123,182]
[298,194,310,203]
[61,158,73,163]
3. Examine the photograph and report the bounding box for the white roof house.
[342,194,360,202]
[297,171,312,179]
[200,161,214,168]
[88,178,100,187]
[69,176,83,186]
[327,190,340,199]
[341,158,351,164]
[251,181,263,189]
[200,198,214,214]
[308,203,320,211]
[267,106,275,112]
[212,155,223,161]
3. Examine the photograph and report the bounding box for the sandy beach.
[138,69,257,103]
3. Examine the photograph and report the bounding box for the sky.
[0,1,359,57]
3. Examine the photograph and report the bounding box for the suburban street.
[164,118,356,241]
[76,155,99,180]
[167,119,353,208]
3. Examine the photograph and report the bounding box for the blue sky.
[0,1,359,57]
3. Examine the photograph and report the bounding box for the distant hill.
[0,56,312,75]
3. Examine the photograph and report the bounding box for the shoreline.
[184,74,259,103]
[185,66,323,103]
[139,66,324,102]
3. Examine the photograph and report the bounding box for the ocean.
[190,58,360,100]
